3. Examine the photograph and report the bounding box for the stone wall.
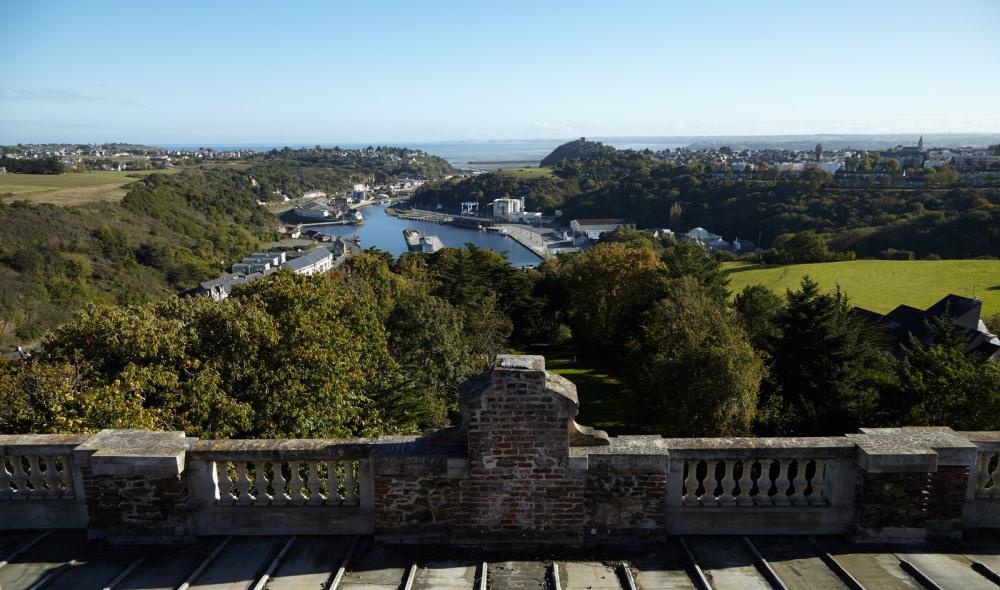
[373,455,453,539]
[585,469,666,536]
[4,357,1000,546]
[81,467,189,542]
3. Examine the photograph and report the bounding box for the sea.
[160,133,1000,169]
[161,138,691,170]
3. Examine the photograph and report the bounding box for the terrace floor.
[3,530,1000,590]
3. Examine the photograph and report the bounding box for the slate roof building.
[857,294,1000,360]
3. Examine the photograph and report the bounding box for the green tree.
[891,319,1000,430]
[557,243,667,353]
[769,277,893,435]
[627,278,764,437]
[661,240,729,301]
[733,284,784,351]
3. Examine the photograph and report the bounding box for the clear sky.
[2,0,999,144]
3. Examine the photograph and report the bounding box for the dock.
[403,229,444,253]
[497,224,554,260]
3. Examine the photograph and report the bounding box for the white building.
[491,197,524,222]
[283,248,334,276]
[293,201,336,219]
[570,218,631,241]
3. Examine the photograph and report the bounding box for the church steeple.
[917,136,924,151]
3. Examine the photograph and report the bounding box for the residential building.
[856,294,1000,361]
[569,218,633,240]
[293,201,337,219]
[283,248,334,276]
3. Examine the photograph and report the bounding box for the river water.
[315,204,542,267]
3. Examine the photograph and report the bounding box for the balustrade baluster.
[11,456,29,499]
[978,453,993,496]
[42,456,60,498]
[808,459,827,505]
[752,459,774,506]
[1,456,12,499]
[990,454,1000,499]
[25,456,44,498]
[735,460,754,505]
[254,461,269,504]
[773,460,791,506]
[682,460,699,506]
[790,460,808,505]
[326,460,342,505]
[343,460,358,504]
[57,457,73,499]
[289,462,306,505]
[271,462,288,505]
[215,461,232,503]
[236,462,253,505]
[307,462,323,505]
[702,460,719,506]
[719,460,737,505]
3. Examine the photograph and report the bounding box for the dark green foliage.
[627,278,764,437]
[0,156,65,174]
[733,284,784,351]
[763,231,853,264]
[539,138,618,167]
[767,277,893,435]
[890,319,1000,430]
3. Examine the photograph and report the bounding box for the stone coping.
[849,427,978,472]
[73,429,195,477]
[188,435,465,461]
[0,433,90,455]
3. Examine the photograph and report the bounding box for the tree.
[769,277,893,435]
[815,143,824,161]
[557,243,667,353]
[765,231,837,264]
[733,284,784,351]
[627,278,764,437]
[661,240,730,301]
[890,319,1000,430]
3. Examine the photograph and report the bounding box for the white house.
[293,201,336,219]
[283,248,334,276]
[570,219,631,241]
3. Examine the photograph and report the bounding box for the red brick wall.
[455,368,586,539]
[854,471,930,529]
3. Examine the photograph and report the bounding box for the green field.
[0,170,164,205]
[724,260,1000,317]
[497,167,555,179]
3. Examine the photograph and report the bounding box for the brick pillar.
[73,430,195,543]
[454,355,588,543]
[851,427,976,543]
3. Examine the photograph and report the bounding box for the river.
[315,204,543,267]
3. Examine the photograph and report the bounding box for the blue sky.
[2,0,999,143]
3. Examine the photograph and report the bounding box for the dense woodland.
[413,149,1000,259]
[3,233,999,439]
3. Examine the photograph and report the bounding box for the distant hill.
[539,138,617,167]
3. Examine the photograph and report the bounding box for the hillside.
[539,138,617,167]
[724,260,1000,319]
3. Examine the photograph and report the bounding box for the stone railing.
[0,434,89,529]
[0,356,996,545]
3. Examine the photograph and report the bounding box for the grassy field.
[497,167,554,179]
[520,346,633,434]
[724,260,1000,316]
[0,170,164,205]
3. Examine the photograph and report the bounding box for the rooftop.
[6,531,1000,589]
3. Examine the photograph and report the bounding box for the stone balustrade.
[1,356,998,545]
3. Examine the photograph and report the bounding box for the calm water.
[315,204,542,267]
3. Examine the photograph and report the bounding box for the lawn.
[497,167,555,179]
[521,346,633,434]
[723,259,1000,317]
[0,170,167,205]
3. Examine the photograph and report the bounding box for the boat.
[498,228,509,237]
[353,211,364,224]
